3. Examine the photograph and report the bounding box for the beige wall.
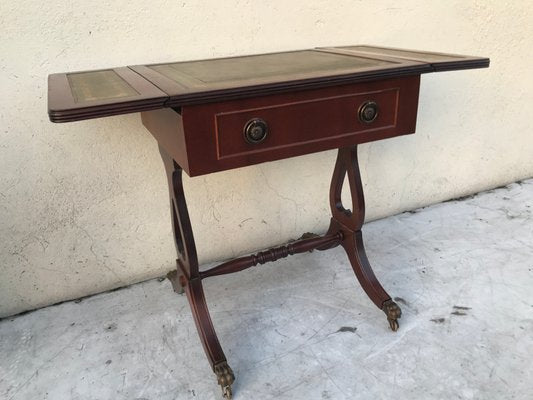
[1,1,532,318]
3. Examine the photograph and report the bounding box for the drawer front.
[215,88,398,160]
[182,75,420,176]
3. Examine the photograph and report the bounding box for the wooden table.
[48,45,489,398]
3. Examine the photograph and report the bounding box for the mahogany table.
[48,45,489,398]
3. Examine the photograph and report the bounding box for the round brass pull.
[358,101,379,124]
[243,118,268,144]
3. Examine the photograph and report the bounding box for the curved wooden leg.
[187,279,235,399]
[327,146,402,331]
[159,146,234,398]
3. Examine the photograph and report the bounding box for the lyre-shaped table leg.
[326,146,402,331]
[159,146,235,398]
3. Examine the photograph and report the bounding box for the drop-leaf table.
[48,45,489,398]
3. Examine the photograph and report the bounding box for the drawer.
[142,75,420,177]
[215,88,399,160]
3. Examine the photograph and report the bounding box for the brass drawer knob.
[358,101,379,124]
[244,118,268,144]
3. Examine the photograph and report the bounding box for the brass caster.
[298,232,320,240]
[222,385,232,399]
[382,299,402,332]
[214,361,235,399]
[167,269,185,295]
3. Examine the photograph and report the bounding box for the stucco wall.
[1,1,532,318]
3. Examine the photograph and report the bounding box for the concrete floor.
[1,180,532,400]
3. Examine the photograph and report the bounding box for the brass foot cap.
[214,361,235,399]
